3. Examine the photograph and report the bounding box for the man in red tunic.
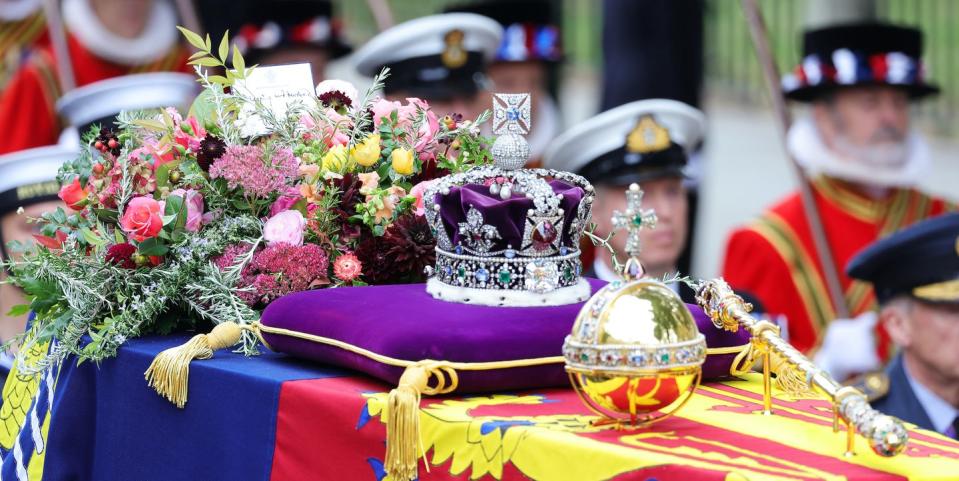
[0,0,191,154]
[722,23,956,381]
[0,0,49,90]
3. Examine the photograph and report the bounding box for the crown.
[424,93,594,306]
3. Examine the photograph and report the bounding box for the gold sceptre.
[693,278,908,458]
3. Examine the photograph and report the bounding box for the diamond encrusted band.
[433,247,583,293]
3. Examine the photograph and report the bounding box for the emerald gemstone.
[631,214,644,227]
[563,266,573,282]
[580,352,590,362]
[457,267,466,279]
[659,352,670,363]
[498,269,512,284]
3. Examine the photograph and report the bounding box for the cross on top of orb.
[611,183,657,260]
[493,93,531,136]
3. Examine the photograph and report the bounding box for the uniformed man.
[0,146,75,375]
[232,0,352,85]
[544,99,704,302]
[0,0,192,154]
[722,23,956,379]
[846,213,959,439]
[0,0,48,90]
[352,12,502,122]
[445,0,562,166]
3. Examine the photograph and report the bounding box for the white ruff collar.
[0,0,40,21]
[786,116,930,188]
[63,0,178,66]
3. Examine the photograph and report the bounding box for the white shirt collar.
[591,259,679,295]
[903,359,959,434]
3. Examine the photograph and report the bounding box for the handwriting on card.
[234,63,315,137]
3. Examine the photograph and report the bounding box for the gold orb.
[563,279,706,426]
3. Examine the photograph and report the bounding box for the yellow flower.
[321,144,353,173]
[391,147,415,176]
[351,134,381,167]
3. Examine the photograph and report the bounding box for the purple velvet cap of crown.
[260,280,753,392]
[437,179,585,251]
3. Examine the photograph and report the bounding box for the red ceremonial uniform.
[0,10,49,89]
[0,33,190,154]
[722,176,956,359]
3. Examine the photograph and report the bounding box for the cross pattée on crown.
[493,93,531,135]
[611,183,657,278]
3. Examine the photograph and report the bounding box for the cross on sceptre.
[611,183,657,279]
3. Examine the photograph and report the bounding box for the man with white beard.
[722,23,956,381]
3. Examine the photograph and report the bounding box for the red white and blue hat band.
[235,16,346,55]
[782,48,937,101]
[496,23,561,63]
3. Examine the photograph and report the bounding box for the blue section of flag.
[356,404,373,430]
[480,420,535,435]
[5,334,347,481]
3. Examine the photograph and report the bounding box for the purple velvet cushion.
[260,279,752,392]
[691,307,753,379]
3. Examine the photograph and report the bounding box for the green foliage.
[177,27,253,88]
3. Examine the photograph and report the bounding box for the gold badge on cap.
[626,115,671,154]
[441,29,467,69]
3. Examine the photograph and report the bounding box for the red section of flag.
[270,377,930,480]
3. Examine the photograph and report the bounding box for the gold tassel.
[144,322,243,408]
[770,354,816,398]
[385,361,457,481]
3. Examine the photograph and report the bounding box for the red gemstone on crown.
[532,221,557,251]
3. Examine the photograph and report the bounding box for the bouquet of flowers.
[3,28,491,372]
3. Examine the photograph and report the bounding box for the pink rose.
[409,179,437,216]
[414,109,440,155]
[59,176,90,211]
[121,196,163,242]
[168,188,207,232]
[141,139,175,169]
[371,98,401,128]
[175,116,207,151]
[270,187,303,217]
[263,210,306,246]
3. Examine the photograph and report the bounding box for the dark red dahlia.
[318,90,353,113]
[356,214,435,284]
[196,134,226,172]
[105,242,137,269]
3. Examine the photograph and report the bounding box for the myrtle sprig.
[584,223,624,274]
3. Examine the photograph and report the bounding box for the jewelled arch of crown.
[424,93,595,306]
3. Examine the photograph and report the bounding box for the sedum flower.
[210,145,299,198]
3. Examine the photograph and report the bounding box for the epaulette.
[845,370,890,403]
